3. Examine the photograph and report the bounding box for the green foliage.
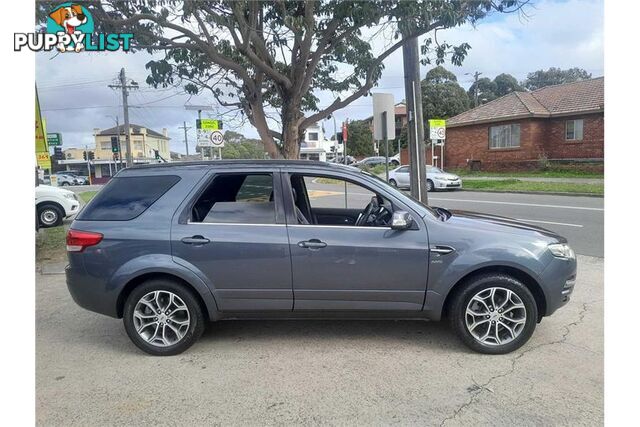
[524,67,592,91]
[468,77,498,106]
[221,140,266,160]
[346,120,374,158]
[422,66,470,124]
[493,73,524,96]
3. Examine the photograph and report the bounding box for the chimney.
[162,128,168,137]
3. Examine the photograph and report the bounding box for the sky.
[36,0,604,154]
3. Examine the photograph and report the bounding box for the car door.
[283,169,430,311]
[396,166,410,188]
[171,168,293,311]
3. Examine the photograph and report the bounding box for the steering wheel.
[355,196,379,227]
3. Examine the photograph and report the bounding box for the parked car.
[36,184,80,227]
[328,155,356,165]
[388,165,462,191]
[66,160,576,356]
[389,153,400,167]
[352,156,394,168]
[55,171,89,185]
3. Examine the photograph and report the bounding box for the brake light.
[66,229,103,252]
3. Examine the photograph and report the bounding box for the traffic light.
[113,152,119,161]
[336,132,343,144]
[53,147,63,161]
[88,151,95,161]
[154,149,160,160]
[111,136,119,153]
[83,151,87,161]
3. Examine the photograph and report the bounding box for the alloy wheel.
[133,290,191,347]
[465,287,527,346]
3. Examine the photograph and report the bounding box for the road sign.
[196,119,222,130]
[197,129,214,147]
[47,133,62,146]
[372,93,395,140]
[428,119,446,140]
[210,130,224,147]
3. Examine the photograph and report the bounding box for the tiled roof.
[448,77,604,127]
[98,124,169,139]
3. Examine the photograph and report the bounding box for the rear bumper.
[66,262,119,318]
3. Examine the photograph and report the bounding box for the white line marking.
[514,218,583,228]
[430,197,603,212]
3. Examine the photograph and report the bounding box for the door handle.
[298,239,327,249]
[181,235,210,245]
[430,245,455,255]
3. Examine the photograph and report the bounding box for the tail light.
[66,229,103,252]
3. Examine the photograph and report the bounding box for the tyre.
[37,204,63,228]
[426,179,434,192]
[389,179,397,187]
[123,279,205,356]
[61,182,69,186]
[448,273,537,354]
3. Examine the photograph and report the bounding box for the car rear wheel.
[389,179,397,187]
[426,179,434,192]
[449,273,537,354]
[123,279,205,356]
[37,204,63,228]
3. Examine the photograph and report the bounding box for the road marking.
[430,197,603,212]
[514,218,583,228]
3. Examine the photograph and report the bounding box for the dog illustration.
[49,4,87,52]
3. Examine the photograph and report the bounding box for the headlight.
[63,193,77,201]
[548,243,575,259]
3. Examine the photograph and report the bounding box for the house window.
[307,132,319,141]
[566,119,584,141]
[489,124,521,149]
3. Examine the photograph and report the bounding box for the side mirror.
[391,211,413,230]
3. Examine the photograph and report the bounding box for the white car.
[388,165,463,192]
[35,185,80,228]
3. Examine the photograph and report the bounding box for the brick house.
[444,77,604,171]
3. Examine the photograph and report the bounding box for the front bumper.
[65,201,80,218]
[434,179,462,189]
[540,255,578,316]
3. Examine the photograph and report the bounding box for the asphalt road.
[306,181,604,257]
[36,255,603,425]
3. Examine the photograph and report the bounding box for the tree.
[421,66,469,122]
[346,120,374,158]
[524,67,592,90]
[221,140,267,159]
[493,73,523,96]
[39,1,526,158]
[468,77,497,106]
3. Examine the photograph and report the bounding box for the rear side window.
[78,175,180,221]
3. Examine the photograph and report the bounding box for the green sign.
[47,133,62,146]
[196,119,222,130]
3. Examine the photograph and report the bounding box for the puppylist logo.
[14,2,133,53]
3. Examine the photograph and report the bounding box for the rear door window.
[78,175,180,221]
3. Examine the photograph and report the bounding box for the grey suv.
[66,161,576,356]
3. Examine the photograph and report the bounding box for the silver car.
[389,165,462,192]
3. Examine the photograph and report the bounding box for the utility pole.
[466,71,482,108]
[402,35,428,204]
[179,121,191,157]
[116,115,124,170]
[109,68,138,167]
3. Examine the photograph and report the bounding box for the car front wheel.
[426,179,434,192]
[389,179,397,187]
[123,279,205,356]
[449,274,537,354]
[37,204,63,228]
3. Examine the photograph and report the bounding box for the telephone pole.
[466,71,482,107]
[402,35,428,204]
[179,121,191,157]
[109,68,138,167]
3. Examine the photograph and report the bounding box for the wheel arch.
[37,200,64,214]
[441,265,547,322]
[116,272,214,321]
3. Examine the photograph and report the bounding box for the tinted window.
[191,173,276,224]
[78,175,180,221]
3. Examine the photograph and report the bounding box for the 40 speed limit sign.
[210,130,225,148]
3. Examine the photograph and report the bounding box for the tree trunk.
[281,122,301,159]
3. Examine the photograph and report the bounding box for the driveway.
[36,255,603,426]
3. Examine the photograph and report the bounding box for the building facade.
[300,122,341,161]
[444,78,604,171]
[93,124,171,161]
